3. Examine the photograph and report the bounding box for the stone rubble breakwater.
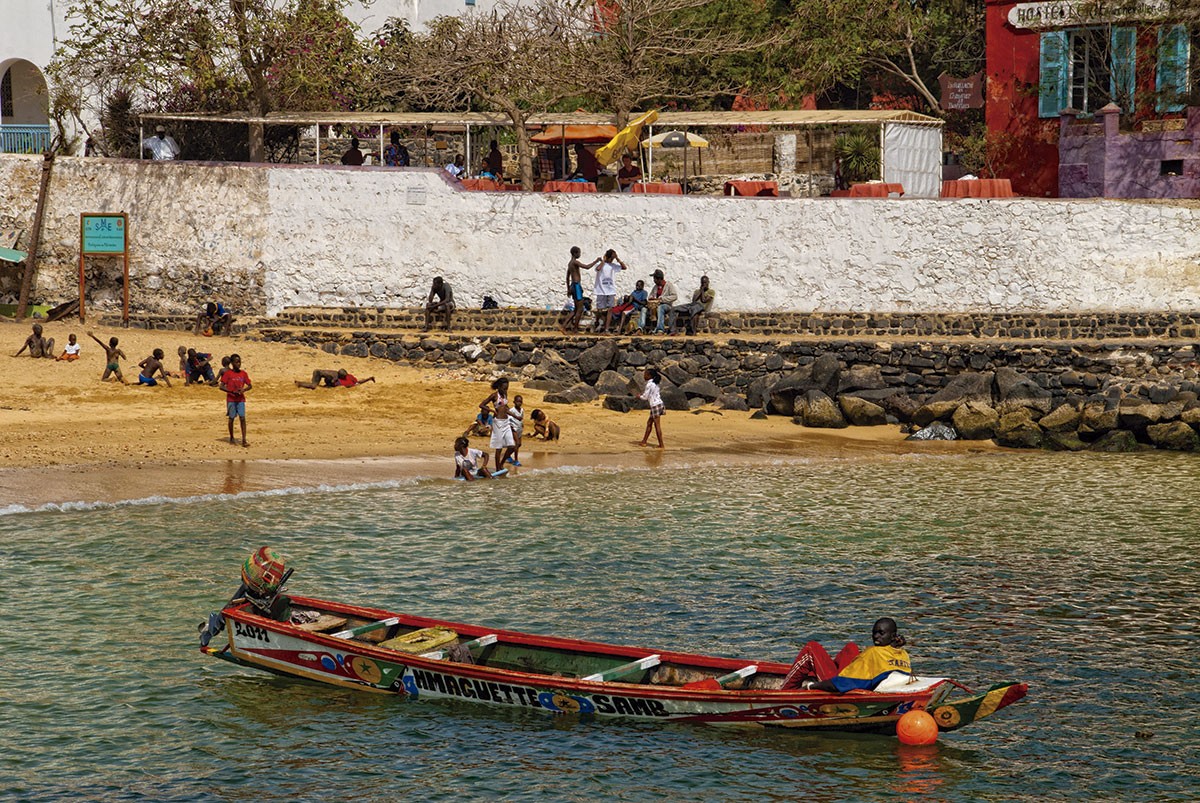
[256,327,1200,453]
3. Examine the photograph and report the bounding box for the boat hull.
[205,595,1026,734]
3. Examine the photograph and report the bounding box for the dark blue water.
[2,451,1197,800]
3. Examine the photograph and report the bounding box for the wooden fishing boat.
[200,593,1026,734]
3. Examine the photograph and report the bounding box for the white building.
[0,0,508,153]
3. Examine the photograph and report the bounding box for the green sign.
[82,214,127,254]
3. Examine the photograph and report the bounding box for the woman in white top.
[638,367,665,448]
[592,249,627,331]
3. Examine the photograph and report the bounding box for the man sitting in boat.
[782,617,911,693]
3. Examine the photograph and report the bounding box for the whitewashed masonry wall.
[1,155,1198,317]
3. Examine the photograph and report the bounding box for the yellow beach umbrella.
[594,110,659,165]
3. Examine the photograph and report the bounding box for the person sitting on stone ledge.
[424,276,456,332]
[669,275,715,335]
[194,301,233,336]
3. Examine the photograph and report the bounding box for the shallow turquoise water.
[2,451,1198,801]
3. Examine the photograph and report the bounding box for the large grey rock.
[810,354,842,398]
[913,372,994,426]
[1118,398,1162,429]
[906,422,958,441]
[594,369,632,397]
[994,409,1045,449]
[839,395,887,426]
[663,362,693,387]
[680,377,721,401]
[1044,430,1088,451]
[716,393,749,411]
[1080,404,1119,437]
[838,364,885,393]
[603,394,641,413]
[747,372,782,410]
[544,383,599,405]
[952,401,999,440]
[1089,430,1146,452]
[1039,404,1082,433]
[533,350,581,385]
[523,379,570,393]
[767,367,813,416]
[577,340,618,383]
[661,385,690,411]
[1147,421,1199,451]
[797,389,847,428]
[996,369,1053,416]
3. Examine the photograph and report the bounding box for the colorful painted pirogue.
[199,555,1026,734]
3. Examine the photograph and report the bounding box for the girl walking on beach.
[638,367,665,448]
[481,378,515,468]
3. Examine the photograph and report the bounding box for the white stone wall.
[3,154,1199,317]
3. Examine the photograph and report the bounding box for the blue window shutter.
[1157,24,1190,113]
[1110,27,1136,113]
[1039,31,1069,118]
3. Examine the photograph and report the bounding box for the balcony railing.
[0,124,52,154]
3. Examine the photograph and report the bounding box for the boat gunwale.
[222,595,948,706]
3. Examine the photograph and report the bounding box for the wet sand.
[0,320,990,509]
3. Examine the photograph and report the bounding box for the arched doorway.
[0,58,51,153]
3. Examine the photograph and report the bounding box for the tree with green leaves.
[784,0,985,113]
[372,1,607,188]
[49,0,368,160]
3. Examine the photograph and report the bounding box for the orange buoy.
[896,709,939,746]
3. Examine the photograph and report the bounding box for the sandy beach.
[0,320,985,508]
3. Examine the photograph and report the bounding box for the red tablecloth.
[631,182,683,195]
[941,179,1015,198]
[542,181,597,193]
[724,180,779,197]
[461,178,503,191]
[849,182,905,197]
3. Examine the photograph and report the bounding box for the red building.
[985,0,1194,197]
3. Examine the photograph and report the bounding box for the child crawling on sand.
[530,409,560,441]
[454,436,494,481]
[137,348,172,387]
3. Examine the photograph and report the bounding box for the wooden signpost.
[79,213,129,324]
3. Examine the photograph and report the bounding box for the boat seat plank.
[582,654,661,683]
[294,614,349,633]
[331,617,400,639]
[422,633,498,660]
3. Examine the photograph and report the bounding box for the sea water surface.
[2,450,1198,801]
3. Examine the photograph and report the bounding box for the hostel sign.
[1008,0,1168,29]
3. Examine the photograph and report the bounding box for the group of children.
[453,367,664,480]
[455,377,562,480]
[12,323,252,446]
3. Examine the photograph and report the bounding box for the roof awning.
[139,109,944,129]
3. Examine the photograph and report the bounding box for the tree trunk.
[501,104,536,189]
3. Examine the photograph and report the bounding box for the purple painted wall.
[1059,105,1199,199]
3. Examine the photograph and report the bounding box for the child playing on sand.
[215,355,231,385]
[508,395,525,466]
[454,436,493,481]
[219,353,251,447]
[56,333,80,361]
[137,348,173,387]
[530,409,560,441]
[15,323,55,358]
[638,367,665,448]
[185,349,216,385]
[88,331,128,384]
[463,412,492,438]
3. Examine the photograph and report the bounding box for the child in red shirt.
[219,353,252,447]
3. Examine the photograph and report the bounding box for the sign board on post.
[939,72,985,111]
[1007,0,1168,29]
[79,213,130,324]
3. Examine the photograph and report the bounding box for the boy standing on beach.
[220,353,251,447]
[563,246,600,333]
[88,331,128,384]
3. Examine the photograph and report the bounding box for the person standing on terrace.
[142,126,181,160]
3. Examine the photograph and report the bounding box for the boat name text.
[409,669,671,717]
[234,621,270,642]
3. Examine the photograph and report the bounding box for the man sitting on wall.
[669,276,715,335]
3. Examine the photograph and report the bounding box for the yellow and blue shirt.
[830,646,912,692]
